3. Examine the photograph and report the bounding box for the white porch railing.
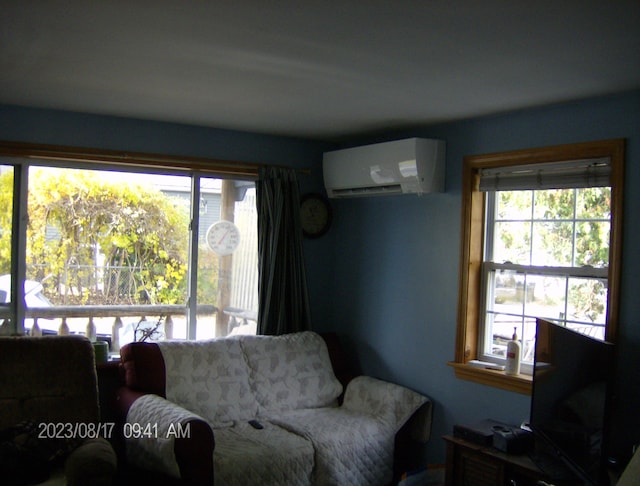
[25,304,217,352]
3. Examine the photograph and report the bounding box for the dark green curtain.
[256,166,311,335]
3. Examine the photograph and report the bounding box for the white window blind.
[478,157,611,192]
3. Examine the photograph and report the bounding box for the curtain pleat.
[256,166,311,335]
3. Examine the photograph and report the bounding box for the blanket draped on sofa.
[125,331,430,485]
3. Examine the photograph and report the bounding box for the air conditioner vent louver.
[331,184,403,198]
[322,138,445,198]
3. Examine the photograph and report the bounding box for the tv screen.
[529,318,615,485]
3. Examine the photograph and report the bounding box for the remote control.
[249,419,264,429]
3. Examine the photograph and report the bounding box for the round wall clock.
[300,193,332,238]
[206,220,241,255]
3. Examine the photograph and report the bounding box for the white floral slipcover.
[126,393,204,478]
[158,337,259,427]
[239,331,344,413]
[125,331,432,485]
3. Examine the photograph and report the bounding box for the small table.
[443,435,581,486]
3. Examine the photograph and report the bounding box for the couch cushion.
[270,407,396,486]
[157,338,259,427]
[239,331,343,413]
[213,421,314,486]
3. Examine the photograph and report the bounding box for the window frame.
[0,140,260,338]
[449,139,625,394]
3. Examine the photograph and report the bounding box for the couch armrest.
[64,437,117,486]
[125,393,214,485]
[342,375,432,441]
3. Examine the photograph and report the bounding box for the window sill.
[447,361,532,395]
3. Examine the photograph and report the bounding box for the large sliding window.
[0,142,259,352]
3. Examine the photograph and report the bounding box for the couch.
[0,335,118,486]
[116,331,432,485]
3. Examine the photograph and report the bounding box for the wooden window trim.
[450,139,625,395]
[0,140,263,178]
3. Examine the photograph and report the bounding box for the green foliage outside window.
[494,187,610,324]
[0,167,203,306]
[0,168,13,272]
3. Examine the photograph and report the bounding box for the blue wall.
[2,90,639,464]
[0,104,332,167]
[322,90,640,463]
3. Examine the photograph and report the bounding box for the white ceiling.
[2,1,639,141]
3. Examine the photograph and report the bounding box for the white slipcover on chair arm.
[342,375,432,441]
[125,393,205,478]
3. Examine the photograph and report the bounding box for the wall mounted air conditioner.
[322,138,445,198]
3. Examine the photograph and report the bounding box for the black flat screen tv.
[529,318,615,485]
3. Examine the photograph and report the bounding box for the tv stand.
[527,449,579,483]
[444,435,582,485]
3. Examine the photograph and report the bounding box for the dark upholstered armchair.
[0,335,117,485]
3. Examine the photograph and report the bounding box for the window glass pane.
[565,321,606,340]
[576,187,610,220]
[483,312,500,356]
[194,177,220,340]
[0,166,13,313]
[533,189,574,219]
[197,179,258,339]
[521,317,537,363]
[484,312,539,365]
[523,274,567,321]
[575,221,610,268]
[485,269,523,358]
[567,277,607,329]
[484,312,521,359]
[531,221,573,266]
[493,222,531,264]
[229,185,258,326]
[492,270,525,309]
[496,190,532,219]
[26,167,190,343]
